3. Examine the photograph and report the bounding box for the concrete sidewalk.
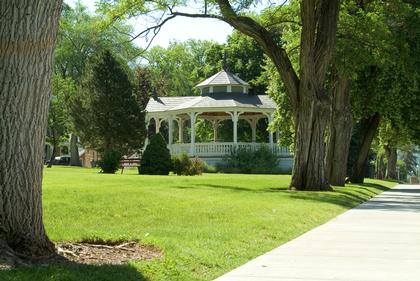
[214,184,420,281]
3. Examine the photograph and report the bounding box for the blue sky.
[66,0,233,48]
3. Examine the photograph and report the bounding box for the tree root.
[0,239,65,268]
[0,240,26,267]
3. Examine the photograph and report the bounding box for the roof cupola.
[196,70,250,95]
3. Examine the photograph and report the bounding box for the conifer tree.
[77,50,146,173]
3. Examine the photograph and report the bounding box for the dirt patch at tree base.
[56,240,161,265]
[0,240,161,269]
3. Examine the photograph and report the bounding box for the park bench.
[119,158,140,174]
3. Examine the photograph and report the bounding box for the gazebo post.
[189,112,196,155]
[168,116,173,145]
[155,118,160,134]
[212,120,219,142]
[233,111,238,144]
[178,118,183,143]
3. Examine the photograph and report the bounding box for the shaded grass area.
[0,167,396,281]
[1,264,147,281]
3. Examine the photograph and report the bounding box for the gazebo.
[145,70,292,168]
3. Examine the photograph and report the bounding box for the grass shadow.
[285,182,395,209]
[360,183,390,191]
[171,183,289,193]
[287,192,360,209]
[0,262,147,281]
[166,180,394,210]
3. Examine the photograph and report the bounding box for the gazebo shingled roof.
[195,70,249,87]
[146,94,276,113]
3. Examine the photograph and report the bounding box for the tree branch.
[130,13,176,42]
[264,19,302,29]
[215,0,299,106]
[314,0,340,82]
[300,0,340,92]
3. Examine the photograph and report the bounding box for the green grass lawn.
[1,167,396,281]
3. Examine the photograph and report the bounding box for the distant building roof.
[146,93,276,113]
[196,70,249,87]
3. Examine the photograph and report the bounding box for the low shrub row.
[172,153,204,176]
[102,134,281,175]
[218,146,281,174]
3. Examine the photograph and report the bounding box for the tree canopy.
[76,50,146,157]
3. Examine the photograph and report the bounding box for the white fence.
[168,142,290,158]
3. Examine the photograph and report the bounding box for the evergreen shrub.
[139,133,171,175]
[98,149,122,174]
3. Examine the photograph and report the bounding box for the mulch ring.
[56,240,162,265]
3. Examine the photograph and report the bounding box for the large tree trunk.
[290,86,332,191]
[214,0,340,191]
[0,0,62,262]
[385,146,397,180]
[349,113,381,183]
[289,0,339,191]
[326,76,353,186]
[69,134,81,166]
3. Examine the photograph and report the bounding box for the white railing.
[168,142,290,157]
[170,143,192,155]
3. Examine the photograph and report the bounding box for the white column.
[267,114,274,145]
[168,116,173,145]
[178,119,184,143]
[212,120,219,142]
[276,130,280,143]
[155,118,160,134]
[233,111,238,144]
[189,112,196,155]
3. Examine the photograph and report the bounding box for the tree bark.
[0,0,62,260]
[385,146,397,180]
[326,76,353,186]
[349,113,381,183]
[291,85,332,191]
[69,134,81,166]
